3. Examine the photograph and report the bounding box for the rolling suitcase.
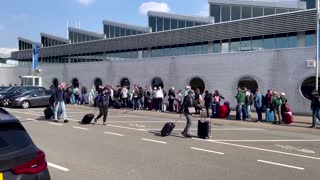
[82,114,94,124]
[266,108,275,122]
[44,107,53,119]
[218,105,228,118]
[198,111,211,139]
[283,112,293,124]
[161,122,176,137]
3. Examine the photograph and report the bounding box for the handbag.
[188,107,196,114]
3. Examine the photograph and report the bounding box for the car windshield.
[20,90,37,96]
[3,87,20,93]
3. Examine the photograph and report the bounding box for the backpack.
[49,94,55,105]
[249,94,254,106]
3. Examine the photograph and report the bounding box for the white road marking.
[202,140,320,160]
[72,126,88,130]
[106,121,185,123]
[190,147,224,155]
[211,139,320,142]
[141,138,167,144]
[275,144,316,154]
[16,116,21,119]
[26,118,38,121]
[47,162,70,172]
[146,128,264,131]
[104,132,124,137]
[49,122,62,126]
[107,124,147,132]
[129,124,146,128]
[257,160,304,170]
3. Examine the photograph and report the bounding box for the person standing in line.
[204,90,212,118]
[157,86,164,112]
[144,86,150,110]
[280,92,288,121]
[176,90,183,113]
[93,87,110,126]
[311,90,320,128]
[120,86,128,108]
[133,86,140,111]
[152,87,158,111]
[254,89,263,122]
[245,89,253,120]
[53,82,68,123]
[236,87,246,120]
[179,90,195,138]
[272,92,282,124]
[212,90,224,118]
[168,87,176,112]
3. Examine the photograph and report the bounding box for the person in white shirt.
[120,87,128,108]
[157,87,164,112]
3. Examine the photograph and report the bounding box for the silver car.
[10,90,52,109]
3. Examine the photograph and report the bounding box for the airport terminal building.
[1,0,318,114]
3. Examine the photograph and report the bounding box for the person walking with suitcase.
[179,90,195,138]
[93,87,110,126]
[311,90,320,128]
[53,82,68,123]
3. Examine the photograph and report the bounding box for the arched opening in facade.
[52,78,59,88]
[94,78,103,90]
[190,77,205,94]
[151,77,164,89]
[72,78,80,88]
[238,76,258,94]
[120,78,130,87]
[301,76,320,100]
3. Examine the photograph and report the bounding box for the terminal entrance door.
[20,76,42,86]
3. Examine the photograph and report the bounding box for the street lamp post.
[316,0,320,90]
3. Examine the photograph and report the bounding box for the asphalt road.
[4,105,320,180]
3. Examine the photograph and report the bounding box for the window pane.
[110,26,115,38]
[213,40,221,53]
[104,25,110,38]
[120,28,125,37]
[230,39,240,52]
[264,8,275,15]
[177,45,186,55]
[221,40,229,53]
[186,21,193,27]
[305,31,316,46]
[151,48,157,57]
[252,36,263,50]
[157,17,163,31]
[171,45,178,56]
[288,33,297,48]
[178,20,186,28]
[171,19,177,29]
[194,22,202,26]
[149,16,156,32]
[186,44,194,55]
[126,29,132,36]
[253,7,263,17]
[210,4,221,23]
[156,48,163,57]
[164,18,170,31]
[275,33,288,49]
[132,30,137,35]
[242,6,252,19]
[194,43,203,54]
[115,27,120,37]
[231,6,240,20]
[221,5,231,22]
[202,42,208,54]
[240,37,252,51]
[276,8,288,14]
[263,35,275,49]
[163,47,171,56]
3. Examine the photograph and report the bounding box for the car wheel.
[21,101,30,109]
[2,98,10,107]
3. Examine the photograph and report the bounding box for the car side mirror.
[33,94,37,97]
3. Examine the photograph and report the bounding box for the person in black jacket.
[53,82,68,123]
[94,87,110,126]
[204,91,212,118]
[311,89,320,128]
[168,87,176,112]
[179,90,195,138]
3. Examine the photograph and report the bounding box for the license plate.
[0,173,3,180]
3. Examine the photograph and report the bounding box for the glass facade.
[231,6,241,20]
[301,0,316,9]
[221,5,231,22]
[18,41,33,50]
[252,7,263,17]
[305,30,316,47]
[69,31,101,43]
[149,16,206,32]
[242,6,252,19]
[210,4,221,23]
[263,35,275,49]
[104,24,146,38]
[149,16,156,32]
[41,37,67,47]
[264,8,275,15]
[164,18,170,31]
[171,19,178,29]
[157,18,163,32]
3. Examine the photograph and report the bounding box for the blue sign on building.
[32,44,39,72]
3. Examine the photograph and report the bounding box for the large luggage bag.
[161,122,175,137]
[44,107,53,119]
[218,105,228,118]
[198,120,211,139]
[283,112,293,124]
[82,114,94,124]
[266,108,275,122]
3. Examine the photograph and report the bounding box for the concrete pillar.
[297,32,305,47]
[138,50,143,59]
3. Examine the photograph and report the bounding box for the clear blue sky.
[0,0,209,48]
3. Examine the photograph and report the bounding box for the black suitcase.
[161,122,176,137]
[44,107,53,119]
[198,120,211,139]
[82,114,94,124]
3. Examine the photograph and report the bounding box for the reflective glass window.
[110,26,115,38]
[264,8,275,15]
[275,33,288,49]
[288,32,297,48]
[132,30,137,35]
[115,27,120,37]
[242,6,252,19]
[194,42,203,54]
[305,30,316,46]
[202,42,209,54]
[213,40,221,53]
[104,25,110,38]
[240,37,252,51]
[120,28,125,37]
[276,8,288,14]
[194,22,202,26]
[178,20,186,28]
[171,19,178,29]
[231,6,240,20]
[221,40,229,53]
[171,45,178,56]
[252,36,264,50]
[230,38,240,52]
[253,7,263,17]
[186,44,194,55]
[221,5,231,22]
[149,16,157,32]
[186,21,193,27]
[126,29,132,36]
[143,49,151,58]
[301,0,315,9]
[210,4,221,23]
[157,17,163,31]
[164,18,170,31]
[177,44,186,55]
[263,35,275,49]
[156,47,164,57]
[151,48,157,57]
[163,46,171,56]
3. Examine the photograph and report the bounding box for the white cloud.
[76,0,95,6]
[0,48,18,58]
[139,2,171,15]
[197,4,209,16]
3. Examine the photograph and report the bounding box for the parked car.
[10,89,53,109]
[0,86,45,107]
[0,108,51,179]
[0,87,10,92]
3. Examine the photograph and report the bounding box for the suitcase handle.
[200,110,208,122]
